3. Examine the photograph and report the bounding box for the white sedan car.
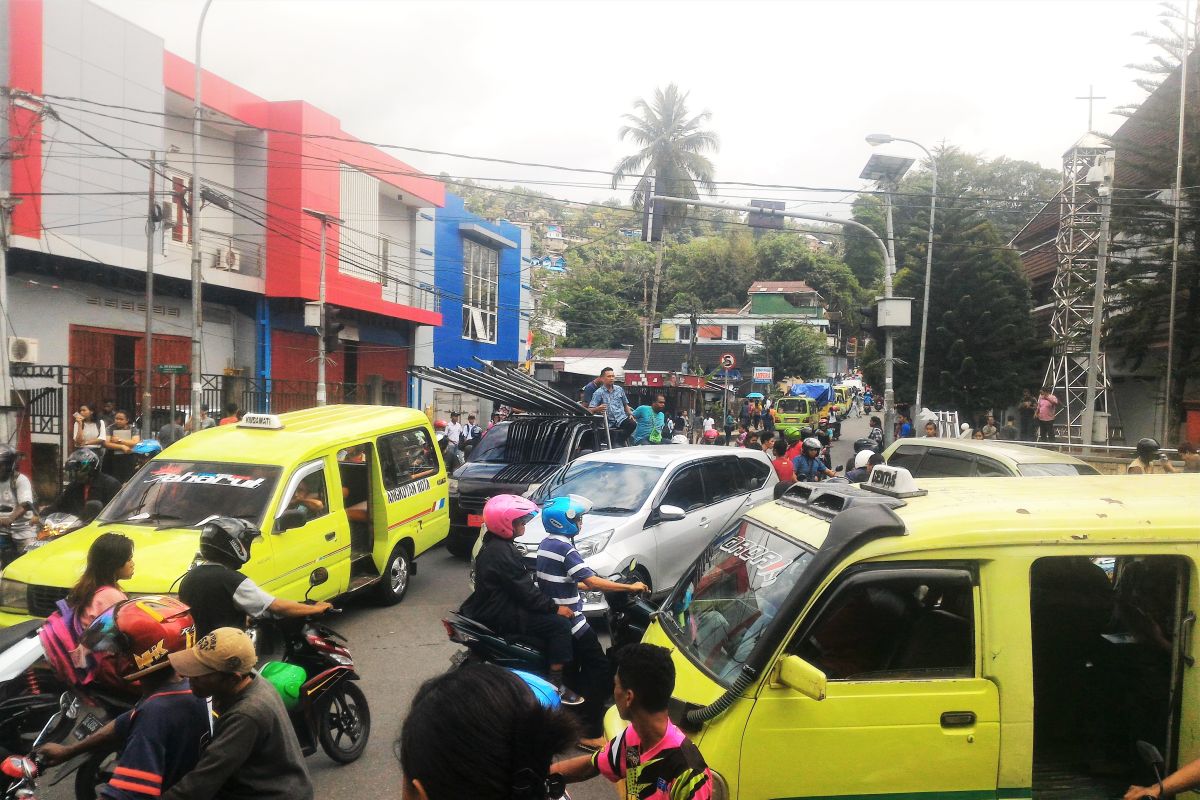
[514,445,778,614]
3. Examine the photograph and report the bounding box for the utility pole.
[142,151,157,439]
[0,193,19,445]
[641,178,664,383]
[880,187,899,445]
[1082,153,1114,451]
[303,208,343,406]
[188,0,214,434]
[1165,0,1193,444]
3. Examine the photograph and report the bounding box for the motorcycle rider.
[536,496,647,750]
[0,444,38,565]
[178,517,331,637]
[37,596,211,800]
[1127,438,1178,475]
[460,494,583,705]
[792,437,837,482]
[164,627,313,800]
[49,448,121,519]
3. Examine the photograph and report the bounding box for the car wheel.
[444,528,476,560]
[374,544,411,606]
[634,566,653,594]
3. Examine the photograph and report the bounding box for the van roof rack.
[411,359,593,418]
[779,480,906,520]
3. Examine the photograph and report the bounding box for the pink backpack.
[38,598,92,687]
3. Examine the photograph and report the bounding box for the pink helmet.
[482,494,539,539]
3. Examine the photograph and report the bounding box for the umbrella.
[745,392,764,399]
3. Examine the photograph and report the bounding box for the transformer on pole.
[1044,133,1118,444]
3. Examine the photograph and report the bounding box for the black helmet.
[853,438,878,454]
[199,517,259,566]
[0,444,19,479]
[1136,438,1161,460]
[65,448,101,481]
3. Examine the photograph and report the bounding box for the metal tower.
[1044,133,1115,443]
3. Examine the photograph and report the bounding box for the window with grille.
[462,240,499,343]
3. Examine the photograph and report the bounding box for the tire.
[444,528,476,560]
[74,747,117,800]
[317,681,371,764]
[374,544,412,605]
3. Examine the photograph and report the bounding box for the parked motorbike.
[255,569,370,765]
[873,397,884,412]
[442,562,655,677]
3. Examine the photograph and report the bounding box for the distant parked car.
[882,438,1099,477]
[513,445,778,614]
[446,416,607,558]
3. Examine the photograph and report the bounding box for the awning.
[410,360,591,417]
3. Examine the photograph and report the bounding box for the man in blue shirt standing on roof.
[588,367,634,445]
[537,496,647,749]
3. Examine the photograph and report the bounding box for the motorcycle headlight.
[0,577,29,612]
[574,529,614,558]
[448,478,459,495]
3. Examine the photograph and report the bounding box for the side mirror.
[1136,740,1165,771]
[657,504,686,522]
[309,567,329,587]
[777,655,827,701]
[276,508,307,533]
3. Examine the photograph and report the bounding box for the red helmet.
[434,419,447,430]
[81,596,196,680]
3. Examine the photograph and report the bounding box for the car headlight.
[448,478,459,495]
[574,529,614,558]
[0,577,29,612]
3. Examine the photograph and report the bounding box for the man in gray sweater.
[164,627,312,800]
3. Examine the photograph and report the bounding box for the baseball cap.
[168,627,258,677]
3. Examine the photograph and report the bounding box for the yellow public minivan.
[772,396,817,430]
[0,405,449,626]
[833,384,851,416]
[608,467,1200,799]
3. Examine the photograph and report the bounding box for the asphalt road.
[46,414,867,800]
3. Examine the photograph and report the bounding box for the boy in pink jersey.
[553,644,712,800]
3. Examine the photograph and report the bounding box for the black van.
[445,416,607,558]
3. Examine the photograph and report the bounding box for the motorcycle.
[254,568,370,765]
[442,562,655,678]
[1,692,76,800]
[24,513,86,552]
[873,397,884,412]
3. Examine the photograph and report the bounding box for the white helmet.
[854,449,875,469]
[803,437,822,451]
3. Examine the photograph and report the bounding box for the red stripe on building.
[8,0,43,238]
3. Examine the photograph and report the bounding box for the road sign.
[753,366,773,384]
[720,353,736,369]
[156,364,187,375]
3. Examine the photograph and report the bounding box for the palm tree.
[611,84,719,222]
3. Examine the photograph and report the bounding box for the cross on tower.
[1075,84,1107,132]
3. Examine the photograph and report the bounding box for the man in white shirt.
[445,411,464,447]
[703,415,715,434]
[0,445,37,565]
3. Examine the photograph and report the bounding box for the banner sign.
[752,367,773,384]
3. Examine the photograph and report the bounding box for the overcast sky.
[92,0,1168,217]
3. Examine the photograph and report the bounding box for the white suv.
[514,445,778,614]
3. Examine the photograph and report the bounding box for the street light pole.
[868,134,937,412]
[302,209,343,407]
[649,195,899,445]
[142,151,157,440]
[188,0,214,431]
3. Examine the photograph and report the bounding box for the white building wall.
[338,165,382,284]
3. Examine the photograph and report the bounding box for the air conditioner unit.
[159,201,175,255]
[212,247,242,272]
[8,337,38,364]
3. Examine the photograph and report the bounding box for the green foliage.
[842,195,886,288]
[663,233,756,309]
[612,84,719,231]
[759,321,827,381]
[547,277,641,350]
[754,233,867,328]
[665,291,707,318]
[890,205,1042,418]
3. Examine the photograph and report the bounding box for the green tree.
[754,233,867,330]
[611,83,719,227]
[549,281,641,349]
[663,233,756,309]
[891,205,1042,418]
[758,321,827,381]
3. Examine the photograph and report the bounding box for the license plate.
[467,514,483,528]
[449,650,469,667]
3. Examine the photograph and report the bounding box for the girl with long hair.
[67,532,134,629]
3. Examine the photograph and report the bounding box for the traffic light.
[323,306,344,354]
[857,305,877,336]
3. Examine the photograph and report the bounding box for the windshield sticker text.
[719,536,781,569]
[387,478,430,504]
[146,468,265,490]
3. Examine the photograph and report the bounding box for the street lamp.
[867,134,937,413]
[189,0,214,431]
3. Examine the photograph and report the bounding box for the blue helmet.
[131,439,162,458]
[541,495,591,537]
[510,669,559,709]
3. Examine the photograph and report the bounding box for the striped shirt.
[536,533,597,637]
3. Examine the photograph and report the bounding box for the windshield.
[1017,462,1100,476]
[777,398,808,415]
[99,461,282,528]
[468,420,581,465]
[534,460,663,514]
[468,424,510,463]
[664,519,815,686]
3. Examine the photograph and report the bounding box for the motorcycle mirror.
[1136,740,1165,771]
[82,499,104,522]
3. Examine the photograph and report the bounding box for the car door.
[738,564,1000,799]
[649,462,707,592]
[702,457,756,533]
[886,443,926,472]
[260,456,351,601]
[737,454,776,506]
[915,449,976,478]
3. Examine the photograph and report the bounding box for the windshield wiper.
[590,506,633,514]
